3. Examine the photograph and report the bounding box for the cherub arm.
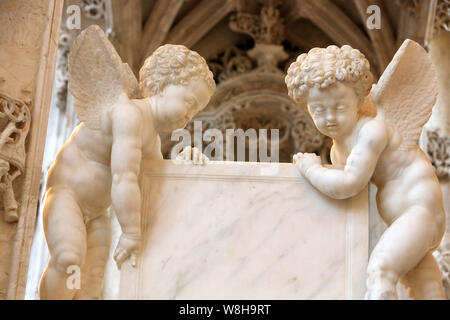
[296,121,388,199]
[110,101,143,268]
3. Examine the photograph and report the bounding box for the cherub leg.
[400,253,445,300]
[39,188,86,300]
[366,206,443,300]
[74,213,111,300]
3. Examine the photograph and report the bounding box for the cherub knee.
[52,250,83,273]
[86,263,107,279]
[367,259,399,285]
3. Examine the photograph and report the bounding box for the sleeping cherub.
[285,40,446,299]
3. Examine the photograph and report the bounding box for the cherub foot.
[364,288,397,300]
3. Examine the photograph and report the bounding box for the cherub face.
[154,79,211,132]
[306,82,360,140]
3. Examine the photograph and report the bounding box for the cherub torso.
[332,116,445,226]
[45,99,162,220]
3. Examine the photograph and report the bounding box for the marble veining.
[118,160,368,299]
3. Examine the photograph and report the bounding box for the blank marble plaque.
[119,160,368,299]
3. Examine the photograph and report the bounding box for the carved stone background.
[160,1,328,162]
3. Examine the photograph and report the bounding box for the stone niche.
[113,160,369,300]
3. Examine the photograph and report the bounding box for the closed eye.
[312,106,324,113]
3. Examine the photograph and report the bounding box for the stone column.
[0,0,63,299]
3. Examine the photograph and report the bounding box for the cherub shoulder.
[357,116,389,150]
[109,97,144,134]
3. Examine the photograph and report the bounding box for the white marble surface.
[116,160,368,299]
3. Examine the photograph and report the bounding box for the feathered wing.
[371,39,438,150]
[122,63,142,99]
[68,25,130,129]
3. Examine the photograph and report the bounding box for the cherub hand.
[293,152,322,175]
[114,233,141,270]
[176,146,209,165]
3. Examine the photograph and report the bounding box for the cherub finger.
[113,246,121,260]
[115,251,128,269]
[193,147,200,164]
[183,146,191,161]
[202,154,209,165]
[131,252,137,268]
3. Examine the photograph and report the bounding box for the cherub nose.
[326,109,336,122]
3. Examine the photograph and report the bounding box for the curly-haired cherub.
[286,40,446,300]
[39,26,215,299]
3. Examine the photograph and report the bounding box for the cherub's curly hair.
[139,44,216,98]
[285,45,373,108]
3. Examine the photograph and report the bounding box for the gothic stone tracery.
[0,92,31,223]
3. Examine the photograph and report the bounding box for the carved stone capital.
[229,1,285,45]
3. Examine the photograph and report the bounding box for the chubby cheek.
[336,112,356,129]
[164,102,186,121]
[312,117,328,133]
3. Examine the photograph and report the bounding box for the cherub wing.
[372,39,438,150]
[68,25,132,129]
[122,63,142,99]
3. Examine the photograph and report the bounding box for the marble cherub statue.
[286,40,446,300]
[39,25,215,300]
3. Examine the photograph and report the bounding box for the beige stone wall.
[0,0,62,299]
